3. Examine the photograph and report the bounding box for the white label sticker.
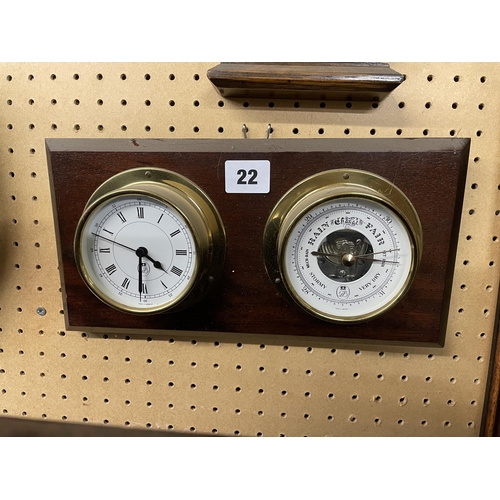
[225,160,270,194]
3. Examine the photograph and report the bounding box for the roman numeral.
[105,264,117,275]
[121,277,130,289]
[141,283,148,294]
[157,214,164,224]
[176,249,187,256]
[137,207,144,218]
[171,266,183,276]
[117,212,126,223]
[99,248,111,253]
[170,229,180,237]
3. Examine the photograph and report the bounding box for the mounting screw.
[36,307,46,316]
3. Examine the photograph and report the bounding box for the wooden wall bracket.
[206,62,405,101]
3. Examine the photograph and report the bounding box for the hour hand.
[137,247,167,273]
[144,253,167,273]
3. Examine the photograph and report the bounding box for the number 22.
[237,169,258,185]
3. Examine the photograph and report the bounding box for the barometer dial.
[263,169,422,323]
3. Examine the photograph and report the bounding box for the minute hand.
[91,232,167,273]
[91,232,136,252]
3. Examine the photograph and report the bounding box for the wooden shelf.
[207,62,405,101]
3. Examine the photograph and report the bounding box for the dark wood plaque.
[46,138,469,345]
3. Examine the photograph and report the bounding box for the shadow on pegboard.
[0,415,206,437]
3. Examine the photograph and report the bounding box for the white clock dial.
[79,194,197,312]
[283,197,413,319]
[74,167,226,316]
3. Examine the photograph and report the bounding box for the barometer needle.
[365,258,400,264]
[356,249,400,258]
[311,248,400,258]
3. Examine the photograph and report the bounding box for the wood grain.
[206,62,405,101]
[46,138,469,345]
[481,284,500,435]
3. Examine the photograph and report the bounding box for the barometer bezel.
[263,168,423,323]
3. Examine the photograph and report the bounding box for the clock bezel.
[73,167,226,315]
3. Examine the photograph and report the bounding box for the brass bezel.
[263,169,423,323]
[74,167,226,314]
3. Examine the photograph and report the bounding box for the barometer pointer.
[363,258,399,264]
[311,248,400,258]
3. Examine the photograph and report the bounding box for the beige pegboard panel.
[0,62,499,436]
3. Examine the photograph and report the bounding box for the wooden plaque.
[46,138,469,345]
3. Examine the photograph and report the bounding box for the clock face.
[282,197,414,320]
[77,193,197,313]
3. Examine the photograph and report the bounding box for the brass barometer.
[263,169,423,323]
[74,167,226,314]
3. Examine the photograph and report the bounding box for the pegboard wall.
[0,62,498,436]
